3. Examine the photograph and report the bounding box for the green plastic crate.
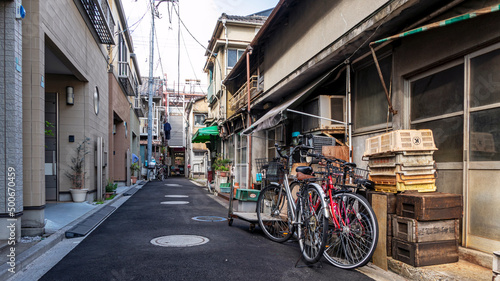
[219,183,231,193]
[235,189,260,201]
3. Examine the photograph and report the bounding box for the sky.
[121,0,279,94]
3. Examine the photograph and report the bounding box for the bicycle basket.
[266,160,285,183]
[350,167,370,180]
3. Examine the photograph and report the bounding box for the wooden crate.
[364,129,437,157]
[392,238,458,267]
[387,235,393,257]
[396,192,462,221]
[322,145,349,161]
[392,216,459,243]
[367,190,397,214]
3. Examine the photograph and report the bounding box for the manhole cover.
[192,216,227,222]
[150,235,209,247]
[165,184,181,187]
[160,201,189,205]
[165,195,188,198]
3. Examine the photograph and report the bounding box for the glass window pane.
[470,107,500,161]
[470,48,500,107]
[228,49,237,68]
[354,56,392,129]
[267,129,277,158]
[412,116,463,162]
[411,64,464,121]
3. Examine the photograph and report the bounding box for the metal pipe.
[370,46,397,115]
[346,62,353,163]
[371,4,500,46]
[286,109,347,125]
[246,46,253,189]
[147,2,155,178]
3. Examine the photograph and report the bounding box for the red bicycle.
[309,153,378,269]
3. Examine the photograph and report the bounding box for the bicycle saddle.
[345,162,357,168]
[296,166,313,175]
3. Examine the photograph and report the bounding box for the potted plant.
[213,156,231,177]
[105,180,118,199]
[130,162,140,184]
[64,137,90,202]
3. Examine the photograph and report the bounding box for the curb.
[1,183,143,280]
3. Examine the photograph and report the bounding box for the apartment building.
[203,10,270,188]
[0,0,143,239]
[224,0,500,254]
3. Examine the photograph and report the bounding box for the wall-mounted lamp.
[66,86,74,105]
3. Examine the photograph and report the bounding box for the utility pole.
[147,0,177,179]
[147,1,156,179]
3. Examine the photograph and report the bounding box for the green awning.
[191,126,219,143]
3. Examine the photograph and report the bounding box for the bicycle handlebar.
[275,143,314,160]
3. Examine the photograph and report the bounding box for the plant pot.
[131,176,137,184]
[104,192,115,199]
[218,171,228,177]
[70,189,88,203]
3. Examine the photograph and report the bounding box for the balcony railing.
[139,117,159,137]
[229,75,262,111]
[77,0,115,45]
[133,97,144,117]
[118,61,138,96]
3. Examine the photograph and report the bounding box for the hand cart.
[227,170,259,232]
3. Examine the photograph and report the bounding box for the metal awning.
[192,126,219,143]
[242,69,335,135]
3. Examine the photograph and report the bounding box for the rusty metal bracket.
[370,44,397,115]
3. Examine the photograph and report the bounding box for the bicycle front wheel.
[324,192,378,269]
[257,184,294,243]
[298,184,328,264]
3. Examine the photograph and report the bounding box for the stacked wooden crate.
[364,129,438,193]
[392,192,462,266]
[366,191,397,257]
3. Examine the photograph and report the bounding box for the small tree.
[65,137,90,189]
[130,162,140,177]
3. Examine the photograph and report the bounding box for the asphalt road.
[41,178,373,281]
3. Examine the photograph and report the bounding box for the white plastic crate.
[368,153,435,168]
[364,130,437,157]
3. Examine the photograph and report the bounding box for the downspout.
[346,61,353,163]
[222,18,228,156]
[246,46,253,189]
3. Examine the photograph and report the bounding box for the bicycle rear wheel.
[298,184,328,263]
[257,184,294,243]
[324,192,378,269]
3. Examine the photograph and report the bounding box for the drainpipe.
[246,46,253,189]
[346,61,353,163]
[222,18,228,159]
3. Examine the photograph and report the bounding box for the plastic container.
[374,182,436,193]
[369,173,436,186]
[236,189,261,202]
[369,165,436,176]
[368,153,435,168]
[364,130,437,157]
[219,183,231,193]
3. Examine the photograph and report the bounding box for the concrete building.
[0,0,24,240]
[203,10,270,188]
[0,0,143,239]
[186,97,209,179]
[107,0,142,186]
[225,0,500,255]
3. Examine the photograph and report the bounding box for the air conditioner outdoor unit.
[301,95,346,132]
